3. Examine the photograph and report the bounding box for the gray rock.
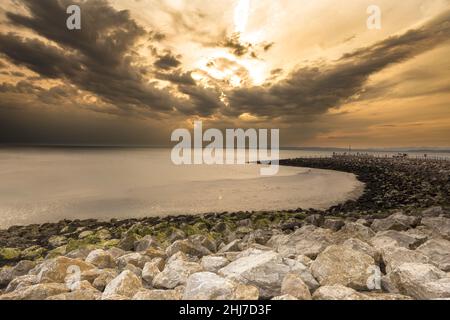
[5,275,38,293]
[323,219,345,231]
[421,217,450,240]
[132,288,182,300]
[92,269,118,291]
[417,239,450,272]
[422,206,445,217]
[142,261,161,284]
[152,258,202,289]
[282,258,319,292]
[372,230,427,250]
[218,239,242,253]
[281,273,311,300]
[189,235,217,253]
[390,263,450,299]
[312,285,365,300]
[343,238,380,262]
[334,222,375,243]
[102,270,142,298]
[34,256,95,283]
[166,239,212,258]
[48,235,68,248]
[267,225,333,259]
[183,272,238,300]
[201,256,229,273]
[116,252,152,269]
[134,235,159,252]
[371,212,420,232]
[311,245,376,291]
[0,283,69,300]
[85,249,116,269]
[46,289,101,300]
[381,246,430,273]
[219,250,289,299]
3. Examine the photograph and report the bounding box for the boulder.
[0,260,36,287]
[310,245,376,290]
[166,239,212,258]
[46,289,101,300]
[33,256,95,283]
[219,251,289,299]
[123,263,142,277]
[144,247,166,260]
[85,249,116,269]
[142,261,161,284]
[371,230,426,250]
[282,258,319,292]
[102,270,142,298]
[312,285,365,300]
[304,214,324,227]
[92,269,118,291]
[107,247,126,259]
[390,263,450,299]
[281,273,311,300]
[422,206,445,217]
[183,272,238,300]
[343,238,380,262]
[0,283,69,300]
[5,275,37,293]
[333,222,375,243]
[48,235,68,248]
[323,219,345,232]
[421,217,450,240]
[116,252,152,269]
[65,248,91,260]
[371,212,420,232]
[201,256,229,273]
[134,235,158,252]
[190,235,217,253]
[417,239,450,272]
[118,232,139,251]
[233,283,260,300]
[267,225,333,259]
[132,288,182,300]
[218,240,242,253]
[152,258,202,289]
[168,229,186,242]
[381,247,429,273]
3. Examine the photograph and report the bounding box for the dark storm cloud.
[153,53,182,70]
[177,84,225,117]
[225,10,450,120]
[220,34,252,57]
[155,70,196,86]
[0,0,220,117]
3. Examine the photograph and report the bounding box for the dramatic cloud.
[0,0,449,146]
[225,10,450,120]
[0,0,222,118]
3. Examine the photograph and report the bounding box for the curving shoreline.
[0,157,449,300]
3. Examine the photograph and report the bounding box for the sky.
[0,0,449,148]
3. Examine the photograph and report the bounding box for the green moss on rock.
[0,247,21,260]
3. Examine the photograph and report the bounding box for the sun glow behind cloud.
[234,0,251,33]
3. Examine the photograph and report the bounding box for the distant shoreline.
[1,145,450,153]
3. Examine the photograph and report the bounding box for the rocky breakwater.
[1,207,450,300]
[280,157,450,213]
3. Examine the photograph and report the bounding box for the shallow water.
[0,148,365,227]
